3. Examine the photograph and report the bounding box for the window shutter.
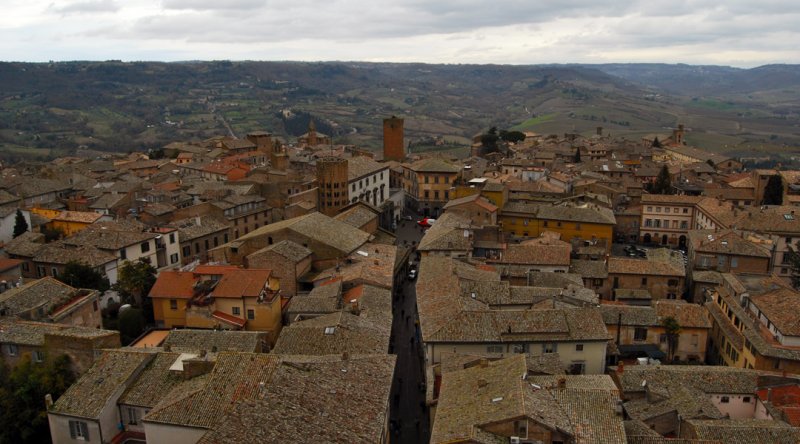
[69,421,76,439]
[81,422,90,440]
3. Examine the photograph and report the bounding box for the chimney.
[557,377,567,389]
[164,344,172,352]
[350,298,360,315]
[45,394,53,409]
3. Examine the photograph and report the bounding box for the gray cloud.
[160,0,266,11]
[49,0,120,15]
[7,0,800,66]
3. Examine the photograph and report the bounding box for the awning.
[618,344,666,360]
[212,310,246,328]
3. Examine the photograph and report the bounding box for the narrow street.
[389,215,430,443]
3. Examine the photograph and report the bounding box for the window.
[569,361,586,375]
[743,396,751,403]
[487,345,503,354]
[575,223,581,230]
[683,208,688,214]
[205,239,210,250]
[647,206,652,212]
[5,344,18,356]
[169,299,178,310]
[542,343,557,354]
[668,279,678,287]
[126,407,139,425]
[720,396,730,403]
[232,307,241,316]
[170,253,179,264]
[731,257,738,268]
[593,278,603,287]
[69,420,89,441]
[575,344,584,351]
[33,350,45,363]
[247,309,255,320]
[680,221,688,229]
[641,277,648,286]
[665,207,670,213]
[214,237,219,247]
[51,267,59,277]
[645,219,652,227]
[141,242,150,253]
[169,233,176,244]
[543,221,549,227]
[634,327,647,341]
[195,242,200,254]
[120,248,127,260]
[656,207,661,213]
[36,265,45,277]
[434,176,439,184]
[183,246,191,257]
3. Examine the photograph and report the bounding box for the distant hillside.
[0,61,798,164]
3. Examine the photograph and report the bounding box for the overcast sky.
[1,0,798,67]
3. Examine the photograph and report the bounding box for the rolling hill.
[0,61,798,164]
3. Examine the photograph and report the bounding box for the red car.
[417,217,436,227]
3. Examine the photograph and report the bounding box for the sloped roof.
[236,212,370,256]
[273,310,391,355]
[50,350,153,419]
[196,355,396,444]
[431,355,625,444]
[161,329,266,353]
[148,271,197,299]
[749,288,800,336]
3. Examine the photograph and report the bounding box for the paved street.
[389,214,430,443]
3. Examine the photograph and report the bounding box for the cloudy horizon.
[2,0,799,67]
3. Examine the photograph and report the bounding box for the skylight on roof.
[491,397,504,403]
[785,214,795,220]
[324,326,335,335]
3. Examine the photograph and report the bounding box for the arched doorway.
[643,233,652,244]
[679,235,687,248]
[661,234,668,245]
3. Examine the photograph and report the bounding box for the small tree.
[651,165,673,195]
[480,126,499,153]
[573,147,582,163]
[499,130,526,143]
[662,316,681,363]
[13,209,28,238]
[762,174,784,206]
[57,261,110,292]
[0,354,76,444]
[118,307,146,345]
[113,259,157,307]
[651,137,662,148]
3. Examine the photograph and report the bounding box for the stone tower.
[316,156,349,216]
[383,116,405,161]
[307,119,318,146]
[270,140,288,171]
[246,131,272,152]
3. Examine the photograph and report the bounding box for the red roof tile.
[212,269,272,298]
[212,310,246,328]
[0,258,23,271]
[148,271,196,299]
